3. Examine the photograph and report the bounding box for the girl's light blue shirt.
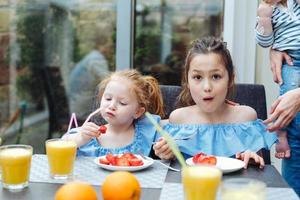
[67,114,161,157]
[163,119,277,158]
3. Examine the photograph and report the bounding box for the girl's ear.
[134,107,146,119]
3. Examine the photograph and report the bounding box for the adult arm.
[263,88,300,131]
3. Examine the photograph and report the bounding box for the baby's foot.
[275,133,291,159]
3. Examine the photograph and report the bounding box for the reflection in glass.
[134,0,224,85]
[0,0,116,147]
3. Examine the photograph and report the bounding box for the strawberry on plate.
[192,152,206,164]
[192,152,217,165]
[116,157,131,166]
[99,157,110,165]
[120,152,137,160]
[95,153,154,171]
[129,158,144,166]
[106,153,118,166]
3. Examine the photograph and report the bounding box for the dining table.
[0,154,299,200]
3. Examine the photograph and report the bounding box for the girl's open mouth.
[203,97,214,101]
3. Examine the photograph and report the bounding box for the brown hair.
[177,37,235,107]
[97,69,165,118]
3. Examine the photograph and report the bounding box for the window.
[0,0,116,143]
[134,0,224,85]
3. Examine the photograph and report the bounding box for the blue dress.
[66,114,161,157]
[163,119,277,158]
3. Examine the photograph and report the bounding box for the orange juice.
[46,139,77,179]
[182,166,222,200]
[0,145,32,190]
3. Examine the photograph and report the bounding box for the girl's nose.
[108,100,117,110]
[203,79,212,92]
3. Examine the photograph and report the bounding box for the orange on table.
[55,181,98,200]
[102,171,141,200]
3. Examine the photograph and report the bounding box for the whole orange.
[102,171,141,200]
[55,181,98,200]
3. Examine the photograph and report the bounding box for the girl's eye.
[192,75,202,80]
[212,74,221,80]
[120,102,127,106]
[105,97,112,101]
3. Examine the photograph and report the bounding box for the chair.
[159,84,271,164]
[159,85,181,119]
[40,67,70,139]
[231,83,267,120]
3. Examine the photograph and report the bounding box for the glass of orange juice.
[182,165,222,200]
[221,178,266,200]
[45,139,77,179]
[0,144,33,191]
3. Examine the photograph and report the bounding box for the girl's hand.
[236,150,265,169]
[80,122,101,140]
[257,2,273,18]
[153,138,175,160]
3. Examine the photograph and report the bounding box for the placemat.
[30,154,169,189]
[159,183,299,200]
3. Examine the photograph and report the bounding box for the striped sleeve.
[255,30,274,48]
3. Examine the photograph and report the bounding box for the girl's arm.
[256,2,274,47]
[236,150,265,169]
[62,122,101,147]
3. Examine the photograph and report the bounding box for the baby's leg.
[275,130,291,159]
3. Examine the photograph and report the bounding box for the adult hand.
[236,150,265,169]
[264,88,300,131]
[269,49,293,85]
[153,137,175,160]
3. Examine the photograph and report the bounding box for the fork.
[138,151,180,172]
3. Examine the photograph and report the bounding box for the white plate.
[186,156,245,174]
[94,154,154,172]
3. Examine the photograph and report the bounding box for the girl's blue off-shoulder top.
[67,114,160,157]
[163,119,277,158]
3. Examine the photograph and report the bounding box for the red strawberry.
[120,153,137,160]
[99,158,110,165]
[129,158,144,166]
[199,156,217,165]
[116,157,130,166]
[99,125,107,134]
[192,152,206,164]
[106,153,117,165]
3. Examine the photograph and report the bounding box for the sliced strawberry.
[99,157,110,165]
[106,153,117,165]
[129,158,144,166]
[198,156,217,165]
[99,125,107,134]
[192,152,206,164]
[116,157,130,166]
[120,152,137,160]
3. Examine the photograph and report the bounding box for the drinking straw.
[145,112,187,168]
[67,113,78,132]
[84,107,102,124]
